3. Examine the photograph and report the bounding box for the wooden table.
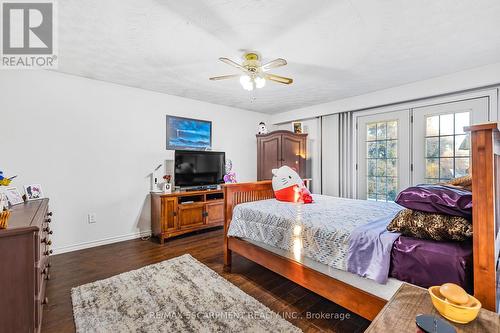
[365,283,499,333]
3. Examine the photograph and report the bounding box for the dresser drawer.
[35,274,48,331]
[36,260,50,297]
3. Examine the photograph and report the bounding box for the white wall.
[0,70,269,253]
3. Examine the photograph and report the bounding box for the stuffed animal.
[257,122,268,135]
[223,159,237,183]
[271,166,313,204]
[0,171,16,187]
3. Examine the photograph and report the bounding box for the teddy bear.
[271,166,313,204]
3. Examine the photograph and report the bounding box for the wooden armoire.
[257,130,307,180]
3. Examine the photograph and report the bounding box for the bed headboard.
[465,122,500,312]
[223,180,274,224]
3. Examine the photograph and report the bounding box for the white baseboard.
[52,230,152,255]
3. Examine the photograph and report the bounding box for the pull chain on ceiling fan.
[209,52,293,91]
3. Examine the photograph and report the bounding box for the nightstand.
[365,283,499,333]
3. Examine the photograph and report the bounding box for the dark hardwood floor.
[42,228,370,332]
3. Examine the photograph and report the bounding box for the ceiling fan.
[209,52,293,91]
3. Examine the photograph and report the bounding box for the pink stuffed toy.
[271,166,313,204]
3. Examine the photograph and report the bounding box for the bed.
[223,122,500,320]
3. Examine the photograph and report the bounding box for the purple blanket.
[390,236,473,292]
[346,210,402,284]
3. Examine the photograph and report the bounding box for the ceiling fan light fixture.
[211,52,292,90]
[239,75,254,91]
[255,76,266,89]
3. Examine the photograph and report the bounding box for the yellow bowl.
[428,286,481,324]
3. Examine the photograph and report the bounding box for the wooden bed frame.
[223,122,500,320]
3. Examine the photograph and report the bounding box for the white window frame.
[353,88,497,199]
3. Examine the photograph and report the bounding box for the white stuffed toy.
[271,166,313,204]
[257,122,268,134]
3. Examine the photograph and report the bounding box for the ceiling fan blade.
[261,58,287,71]
[209,74,240,81]
[265,73,293,85]
[219,57,246,71]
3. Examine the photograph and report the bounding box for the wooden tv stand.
[151,189,225,244]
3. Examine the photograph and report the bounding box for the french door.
[357,110,411,201]
[412,98,489,184]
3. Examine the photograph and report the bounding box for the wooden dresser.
[0,199,53,333]
[151,189,224,244]
[256,130,307,180]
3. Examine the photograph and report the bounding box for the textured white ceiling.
[56,0,500,114]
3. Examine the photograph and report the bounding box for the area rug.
[71,254,300,332]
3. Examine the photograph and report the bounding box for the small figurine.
[257,122,268,135]
[223,159,237,184]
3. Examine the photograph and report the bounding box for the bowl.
[428,286,481,324]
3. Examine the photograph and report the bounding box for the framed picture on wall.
[166,116,212,150]
[24,184,44,201]
[292,121,303,134]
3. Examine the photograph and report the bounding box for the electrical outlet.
[87,213,96,224]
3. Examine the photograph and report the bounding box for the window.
[366,120,398,201]
[424,112,470,183]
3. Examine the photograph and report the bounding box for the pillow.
[387,209,472,241]
[445,175,472,191]
[395,184,472,218]
[271,166,313,204]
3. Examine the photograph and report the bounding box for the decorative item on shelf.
[2,186,24,206]
[292,121,303,134]
[223,159,237,184]
[0,209,10,229]
[162,174,172,194]
[0,193,7,211]
[257,122,268,134]
[415,314,456,333]
[152,164,163,193]
[0,192,9,228]
[24,184,44,201]
[428,283,481,324]
[0,171,17,186]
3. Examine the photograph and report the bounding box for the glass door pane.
[424,112,470,183]
[413,98,489,185]
[357,110,410,201]
[365,121,399,201]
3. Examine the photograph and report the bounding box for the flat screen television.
[174,150,225,188]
